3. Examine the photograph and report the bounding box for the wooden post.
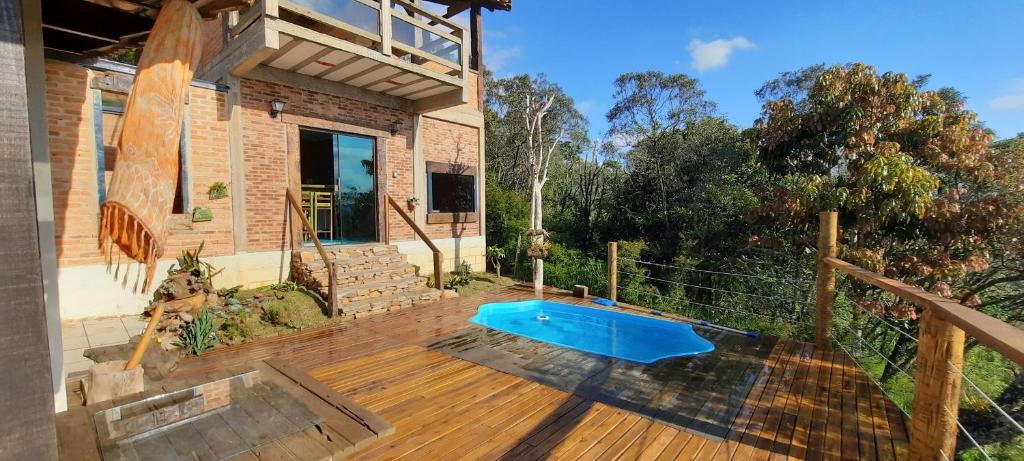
[433,250,443,290]
[125,304,164,369]
[909,308,965,460]
[608,241,618,302]
[378,0,392,56]
[815,211,838,350]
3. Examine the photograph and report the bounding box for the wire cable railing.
[607,234,1024,459]
[833,283,1023,461]
[616,257,815,327]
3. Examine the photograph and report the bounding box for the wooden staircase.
[291,243,442,318]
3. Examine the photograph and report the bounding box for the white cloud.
[576,99,595,116]
[687,36,755,72]
[990,80,1024,110]
[487,46,522,73]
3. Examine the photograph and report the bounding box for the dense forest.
[481,64,1024,459]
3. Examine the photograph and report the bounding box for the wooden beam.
[378,0,391,56]
[225,74,248,251]
[469,4,481,71]
[247,65,413,112]
[197,16,278,81]
[267,17,464,87]
[814,211,838,350]
[0,0,60,456]
[827,256,1024,368]
[412,87,467,113]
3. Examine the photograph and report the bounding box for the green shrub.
[177,308,216,355]
[445,261,473,291]
[216,285,242,299]
[218,313,256,345]
[262,304,284,324]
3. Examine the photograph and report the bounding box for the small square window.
[429,172,475,213]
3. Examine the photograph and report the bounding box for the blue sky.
[475,1,1024,141]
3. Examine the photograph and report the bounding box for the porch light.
[269,99,286,118]
[389,119,403,135]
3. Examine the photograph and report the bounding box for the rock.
[205,293,221,307]
[178,312,193,323]
[442,289,460,299]
[84,335,181,381]
[253,292,263,299]
[159,292,207,314]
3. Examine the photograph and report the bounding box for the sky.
[470,0,1024,141]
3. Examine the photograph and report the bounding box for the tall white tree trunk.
[532,180,544,298]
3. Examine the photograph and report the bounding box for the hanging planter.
[208,182,229,200]
[407,196,420,209]
[527,242,549,258]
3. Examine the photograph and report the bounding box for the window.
[96,90,187,214]
[426,161,478,223]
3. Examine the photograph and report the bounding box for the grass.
[210,272,511,346]
[454,272,519,297]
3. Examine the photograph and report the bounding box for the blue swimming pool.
[469,300,715,363]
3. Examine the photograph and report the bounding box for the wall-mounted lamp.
[389,119,403,135]
[269,99,286,118]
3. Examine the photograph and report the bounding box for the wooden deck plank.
[58,286,910,461]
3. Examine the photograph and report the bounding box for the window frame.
[93,88,191,215]
[425,160,478,224]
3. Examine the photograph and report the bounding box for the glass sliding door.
[299,129,377,245]
[334,133,376,243]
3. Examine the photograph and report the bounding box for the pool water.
[469,300,715,363]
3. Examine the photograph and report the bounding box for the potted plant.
[208,182,229,200]
[407,196,420,209]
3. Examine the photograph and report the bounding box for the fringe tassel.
[133,261,142,293]
[99,202,162,294]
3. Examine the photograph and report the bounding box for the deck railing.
[383,194,443,291]
[234,0,467,78]
[814,211,1024,460]
[605,212,1024,459]
[285,188,338,317]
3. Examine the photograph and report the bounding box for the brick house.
[44,0,510,319]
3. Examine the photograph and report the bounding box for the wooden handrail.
[814,210,1024,459]
[285,189,338,317]
[825,256,1024,368]
[384,194,443,290]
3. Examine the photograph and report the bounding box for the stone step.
[297,243,398,259]
[301,253,409,273]
[311,264,418,288]
[335,276,427,303]
[338,287,443,317]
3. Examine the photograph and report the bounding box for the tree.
[749,63,1024,384]
[485,73,586,193]
[524,89,568,296]
[606,71,717,236]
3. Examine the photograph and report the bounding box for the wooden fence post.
[608,241,618,302]
[815,211,838,350]
[909,308,965,460]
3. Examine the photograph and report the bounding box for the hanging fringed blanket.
[99,0,203,293]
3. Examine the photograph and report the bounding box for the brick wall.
[420,116,481,239]
[239,78,480,249]
[45,60,234,267]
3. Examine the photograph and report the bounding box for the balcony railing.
[216,0,470,110]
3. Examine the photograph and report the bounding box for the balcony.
[203,0,471,112]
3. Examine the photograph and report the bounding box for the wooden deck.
[71,285,909,460]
